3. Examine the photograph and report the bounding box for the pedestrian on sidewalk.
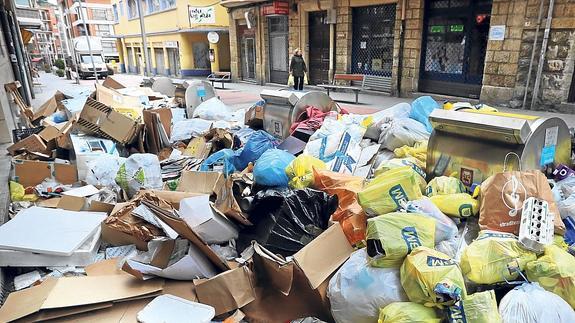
[289,48,307,91]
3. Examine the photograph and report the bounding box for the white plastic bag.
[304,118,366,160]
[192,97,233,121]
[499,283,575,323]
[170,119,213,142]
[403,197,458,243]
[369,102,412,124]
[378,118,430,151]
[115,154,163,198]
[85,154,126,188]
[327,248,408,323]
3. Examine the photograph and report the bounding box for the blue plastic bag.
[235,130,278,170]
[200,149,237,176]
[409,96,440,132]
[253,149,295,187]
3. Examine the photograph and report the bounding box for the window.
[162,0,175,9]
[81,55,104,64]
[91,8,107,20]
[128,0,137,18]
[119,0,124,16]
[95,24,111,36]
[113,4,119,21]
[15,0,30,7]
[146,0,160,13]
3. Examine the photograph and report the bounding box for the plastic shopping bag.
[425,176,466,197]
[199,148,237,176]
[287,74,294,86]
[525,245,575,308]
[366,212,435,268]
[402,197,458,243]
[9,181,37,201]
[409,96,439,132]
[115,153,162,198]
[235,130,278,171]
[447,290,502,323]
[328,249,408,323]
[378,302,441,323]
[499,283,575,323]
[430,193,478,218]
[253,149,295,187]
[378,118,430,151]
[192,97,233,121]
[394,141,428,167]
[460,231,537,285]
[374,158,427,191]
[313,169,366,244]
[86,154,125,188]
[285,155,326,189]
[401,246,466,308]
[358,166,423,216]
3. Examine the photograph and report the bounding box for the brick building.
[222,0,575,111]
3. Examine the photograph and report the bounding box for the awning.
[31,57,43,62]
[21,29,33,44]
[219,0,268,8]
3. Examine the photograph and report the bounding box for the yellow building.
[111,0,230,77]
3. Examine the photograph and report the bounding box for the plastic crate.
[11,127,44,143]
[519,197,554,253]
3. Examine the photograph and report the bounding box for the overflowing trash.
[1,75,575,323]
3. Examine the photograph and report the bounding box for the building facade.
[223,0,575,111]
[59,0,119,61]
[111,0,231,77]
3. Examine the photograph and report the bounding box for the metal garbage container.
[427,109,572,187]
[260,90,338,139]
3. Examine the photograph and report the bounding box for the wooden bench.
[318,74,365,104]
[207,71,231,89]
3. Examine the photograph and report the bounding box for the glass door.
[268,16,289,84]
[241,37,256,80]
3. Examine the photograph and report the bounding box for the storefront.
[267,15,289,84]
[237,23,257,81]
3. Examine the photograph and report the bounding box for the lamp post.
[76,0,99,83]
[135,0,150,76]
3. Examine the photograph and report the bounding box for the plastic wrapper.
[394,141,428,167]
[430,193,478,218]
[366,212,435,268]
[403,197,458,243]
[499,283,575,323]
[378,118,430,151]
[235,130,278,170]
[192,97,233,121]
[9,181,37,201]
[285,155,326,189]
[170,118,212,142]
[447,290,502,323]
[425,176,466,197]
[238,188,337,256]
[115,154,163,198]
[313,169,366,244]
[409,96,439,132]
[199,148,237,176]
[253,149,295,187]
[358,166,423,216]
[369,102,412,125]
[401,246,466,308]
[525,245,575,308]
[460,231,537,285]
[328,248,408,323]
[304,118,366,160]
[378,302,441,323]
[85,154,125,188]
[374,158,426,192]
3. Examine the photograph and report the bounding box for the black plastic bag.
[237,188,338,256]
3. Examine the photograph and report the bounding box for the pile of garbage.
[1,76,575,323]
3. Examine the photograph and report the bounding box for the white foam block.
[0,207,106,256]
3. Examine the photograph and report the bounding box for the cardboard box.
[179,195,239,244]
[96,84,145,120]
[33,91,67,121]
[76,97,140,144]
[244,104,264,128]
[177,171,225,196]
[102,75,142,89]
[70,134,120,181]
[13,159,77,187]
[7,134,49,156]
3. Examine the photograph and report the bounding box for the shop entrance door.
[268,16,289,84]
[166,47,180,77]
[419,0,492,98]
[155,48,165,75]
[308,11,330,85]
[241,37,256,80]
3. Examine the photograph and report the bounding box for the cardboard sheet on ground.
[0,207,106,256]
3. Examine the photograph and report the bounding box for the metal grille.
[351,4,396,77]
[423,16,465,76]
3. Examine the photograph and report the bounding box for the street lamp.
[135,0,150,76]
[76,0,99,83]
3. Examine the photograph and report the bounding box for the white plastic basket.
[519,197,554,253]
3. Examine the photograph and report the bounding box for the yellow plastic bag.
[394,141,427,167]
[358,166,423,216]
[287,74,294,86]
[9,181,37,202]
[526,245,575,308]
[285,155,326,189]
[379,302,441,323]
[366,212,435,268]
[447,290,502,323]
[429,193,478,218]
[460,231,537,285]
[401,246,466,308]
[374,158,427,192]
[425,176,466,197]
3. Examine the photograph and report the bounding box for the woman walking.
[289,48,307,91]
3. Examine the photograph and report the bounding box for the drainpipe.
[328,0,335,81]
[522,0,545,109]
[0,8,23,128]
[530,0,555,110]
[396,0,406,97]
[6,9,34,103]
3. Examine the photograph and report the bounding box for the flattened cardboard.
[7,134,48,156]
[177,171,224,196]
[195,266,256,316]
[33,91,66,121]
[57,195,86,211]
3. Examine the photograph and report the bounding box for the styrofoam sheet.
[0,228,101,267]
[0,207,106,256]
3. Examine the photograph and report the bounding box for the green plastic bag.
[366,212,435,268]
[460,231,537,285]
[526,245,575,308]
[285,155,326,189]
[358,166,423,216]
[429,193,478,218]
[401,246,466,308]
[425,176,466,197]
[379,302,441,323]
[447,290,502,323]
